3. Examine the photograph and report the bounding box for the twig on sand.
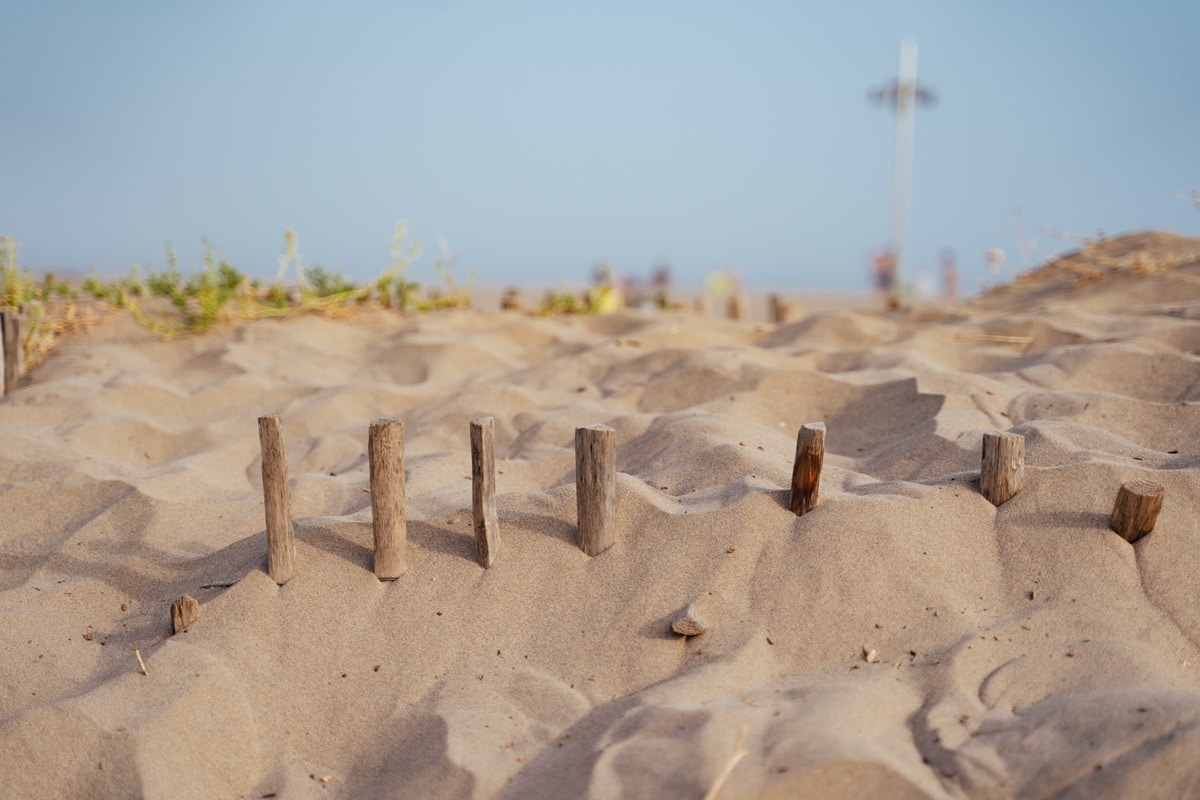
[704,726,749,800]
[200,581,237,589]
[954,333,1033,346]
[134,648,148,676]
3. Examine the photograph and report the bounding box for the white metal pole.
[890,37,918,296]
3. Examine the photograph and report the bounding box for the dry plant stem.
[789,422,825,516]
[470,416,500,568]
[135,648,148,676]
[703,726,748,800]
[1110,480,1165,543]
[369,418,409,579]
[576,424,616,556]
[955,333,1033,345]
[258,415,297,584]
[981,431,1025,506]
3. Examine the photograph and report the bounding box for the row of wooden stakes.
[255,419,1166,585]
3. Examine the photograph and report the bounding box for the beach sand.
[2,231,1199,798]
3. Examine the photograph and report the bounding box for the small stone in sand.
[672,604,708,636]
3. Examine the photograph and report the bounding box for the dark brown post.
[727,292,747,321]
[258,414,297,584]
[500,288,523,311]
[575,424,616,556]
[767,293,787,324]
[471,416,500,567]
[369,417,408,579]
[1110,480,1164,543]
[171,595,200,634]
[981,432,1024,506]
[789,422,826,515]
[1,310,18,396]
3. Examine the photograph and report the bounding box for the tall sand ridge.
[1,230,1200,797]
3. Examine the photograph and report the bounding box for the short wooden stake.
[1,310,18,396]
[171,594,200,634]
[369,417,408,580]
[500,288,523,311]
[727,292,747,321]
[981,431,1025,506]
[1110,479,1164,543]
[471,416,500,567]
[789,422,826,515]
[767,293,787,324]
[258,415,297,584]
[0,313,6,398]
[576,424,616,556]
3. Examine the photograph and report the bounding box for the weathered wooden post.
[258,414,297,584]
[171,595,200,634]
[789,422,826,516]
[500,288,523,311]
[369,417,408,580]
[767,293,787,324]
[727,292,747,321]
[981,431,1025,506]
[471,416,500,567]
[0,312,6,398]
[1,310,19,397]
[576,424,616,556]
[1110,479,1164,543]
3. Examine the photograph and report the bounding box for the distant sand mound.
[976,229,1200,313]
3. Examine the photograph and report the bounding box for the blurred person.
[940,248,959,301]
[873,249,898,308]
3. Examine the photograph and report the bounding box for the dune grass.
[0,220,636,374]
[0,222,476,364]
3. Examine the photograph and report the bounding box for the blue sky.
[2,1,1198,295]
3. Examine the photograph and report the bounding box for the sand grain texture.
[2,234,1200,798]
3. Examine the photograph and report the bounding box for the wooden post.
[171,595,200,634]
[1110,479,1164,543]
[727,292,747,321]
[981,431,1025,506]
[258,414,297,584]
[471,416,500,567]
[369,418,408,580]
[789,422,826,516]
[767,293,787,324]
[575,424,616,556]
[0,312,6,398]
[500,288,523,311]
[1,310,18,397]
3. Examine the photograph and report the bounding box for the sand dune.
[2,233,1200,798]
